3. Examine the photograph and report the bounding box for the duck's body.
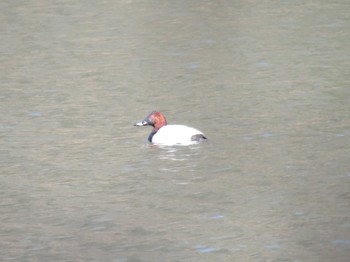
[135,111,207,146]
[151,124,206,145]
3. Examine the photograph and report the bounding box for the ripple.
[265,242,281,250]
[29,111,42,117]
[331,239,350,245]
[193,245,217,253]
[208,215,225,220]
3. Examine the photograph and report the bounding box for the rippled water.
[1,0,349,261]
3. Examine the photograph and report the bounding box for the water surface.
[1,0,349,261]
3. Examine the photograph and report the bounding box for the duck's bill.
[134,120,148,126]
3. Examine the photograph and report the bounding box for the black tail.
[191,134,208,142]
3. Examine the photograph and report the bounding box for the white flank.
[152,125,204,146]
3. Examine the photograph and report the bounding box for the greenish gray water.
[1,1,349,261]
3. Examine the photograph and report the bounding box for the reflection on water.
[156,144,203,160]
[1,0,349,261]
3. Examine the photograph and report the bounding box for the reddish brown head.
[135,111,168,131]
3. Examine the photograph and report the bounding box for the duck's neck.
[148,130,157,142]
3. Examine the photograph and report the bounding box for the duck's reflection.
[154,144,201,161]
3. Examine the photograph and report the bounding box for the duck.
[135,111,207,145]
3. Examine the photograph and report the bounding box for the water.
[1,0,349,261]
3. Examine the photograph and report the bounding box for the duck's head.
[135,111,167,131]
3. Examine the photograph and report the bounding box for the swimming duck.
[135,111,207,145]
